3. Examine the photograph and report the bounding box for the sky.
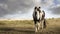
[0,0,60,19]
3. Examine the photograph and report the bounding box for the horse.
[32,6,46,32]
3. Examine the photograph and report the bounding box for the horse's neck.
[40,11,43,16]
[40,11,45,20]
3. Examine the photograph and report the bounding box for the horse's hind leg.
[44,19,46,28]
[41,20,44,29]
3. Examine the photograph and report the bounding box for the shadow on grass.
[0,27,60,34]
[0,27,15,31]
[0,27,35,34]
[0,27,34,32]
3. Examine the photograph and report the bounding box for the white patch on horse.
[40,11,44,20]
[37,11,40,20]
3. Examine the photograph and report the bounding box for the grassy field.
[0,18,60,34]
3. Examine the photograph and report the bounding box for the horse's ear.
[39,7,41,9]
[35,6,37,9]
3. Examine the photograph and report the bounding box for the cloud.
[39,0,60,15]
[48,5,60,15]
[47,0,60,15]
[39,0,54,8]
[0,0,60,18]
[0,0,34,17]
[7,0,34,12]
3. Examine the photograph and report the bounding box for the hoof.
[35,30,38,32]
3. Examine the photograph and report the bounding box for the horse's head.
[33,6,42,21]
[34,6,41,20]
[34,6,41,13]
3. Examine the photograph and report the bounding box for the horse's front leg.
[35,23,38,32]
[34,21,38,32]
[37,22,40,31]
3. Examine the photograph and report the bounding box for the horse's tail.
[43,19,46,28]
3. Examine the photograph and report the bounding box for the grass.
[0,18,60,34]
[0,18,60,28]
[0,20,34,28]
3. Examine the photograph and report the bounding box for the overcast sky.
[0,0,60,19]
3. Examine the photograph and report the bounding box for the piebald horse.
[33,6,46,32]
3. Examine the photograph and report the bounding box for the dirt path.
[0,27,60,34]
